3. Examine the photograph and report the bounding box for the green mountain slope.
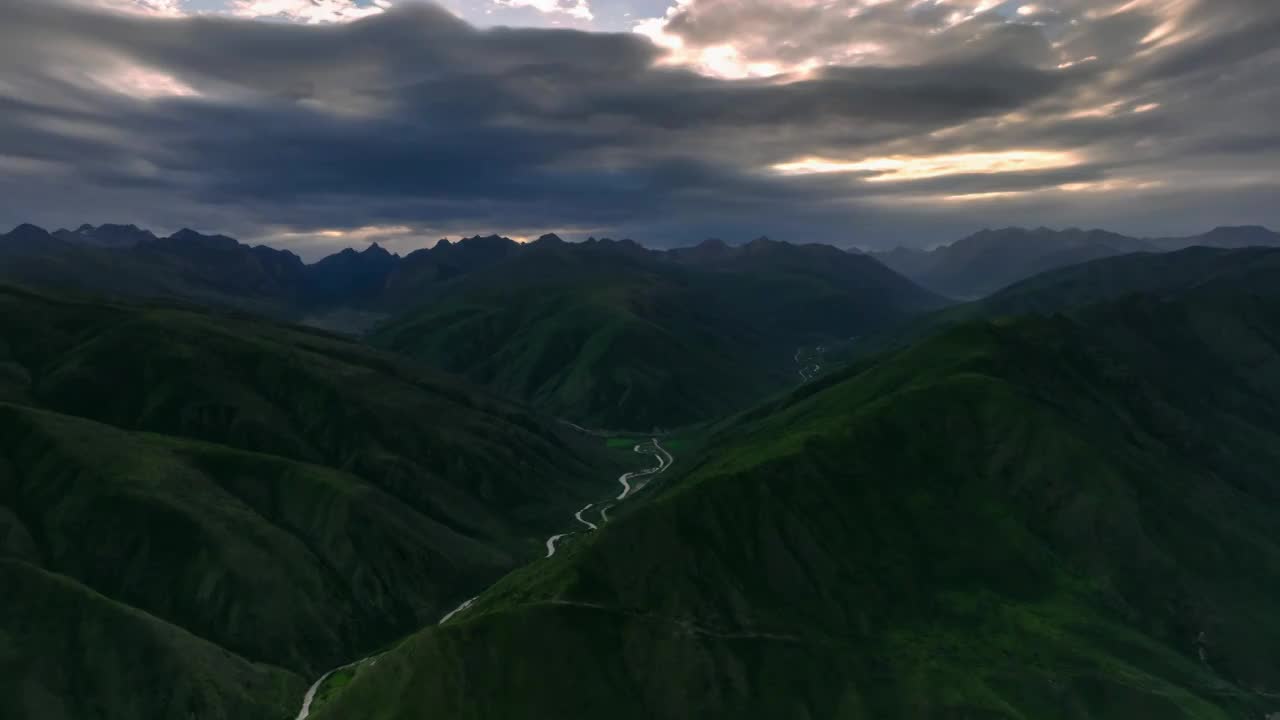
[0,558,302,720]
[316,289,1280,719]
[375,237,944,429]
[0,285,615,720]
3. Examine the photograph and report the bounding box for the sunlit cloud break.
[495,0,594,21]
[1,0,1278,248]
[772,151,1083,183]
[230,0,391,23]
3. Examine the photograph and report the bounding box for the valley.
[0,285,622,720]
[309,285,1280,720]
[4,224,1280,720]
[293,432,677,719]
[6,1,1280,716]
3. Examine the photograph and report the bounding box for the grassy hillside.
[315,289,1280,719]
[0,558,303,720]
[0,285,616,720]
[375,237,944,429]
[373,270,772,432]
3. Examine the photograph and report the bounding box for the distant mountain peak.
[743,236,784,254]
[1173,225,1280,249]
[56,223,157,249]
[4,223,54,247]
[534,233,565,245]
[9,223,49,236]
[461,234,513,247]
[1206,225,1275,236]
[670,237,734,263]
[167,228,241,250]
[876,246,925,258]
[317,243,397,266]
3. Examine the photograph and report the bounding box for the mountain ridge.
[871,225,1280,299]
[10,222,1276,315]
[372,233,946,428]
[0,283,619,720]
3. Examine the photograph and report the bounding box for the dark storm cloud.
[0,0,1277,254]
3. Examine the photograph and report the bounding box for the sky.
[1,0,1277,258]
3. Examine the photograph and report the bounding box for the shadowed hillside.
[0,285,615,720]
[374,236,945,429]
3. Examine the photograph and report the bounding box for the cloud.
[228,0,391,23]
[634,0,1062,79]
[772,150,1084,182]
[69,0,395,23]
[0,0,1277,252]
[77,0,185,16]
[494,0,594,22]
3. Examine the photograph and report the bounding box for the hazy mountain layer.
[873,226,1280,299]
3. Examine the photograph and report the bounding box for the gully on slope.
[795,345,825,382]
[292,436,675,719]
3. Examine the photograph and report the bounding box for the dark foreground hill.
[373,236,945,430]
[0,286,613,720]
[314,284,1280,719]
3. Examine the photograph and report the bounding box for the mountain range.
[310,247,1280,720]
[7,221,1279,429]
[1,225,948,428]
[5,220,1280,719]
[9,223,1277,319]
